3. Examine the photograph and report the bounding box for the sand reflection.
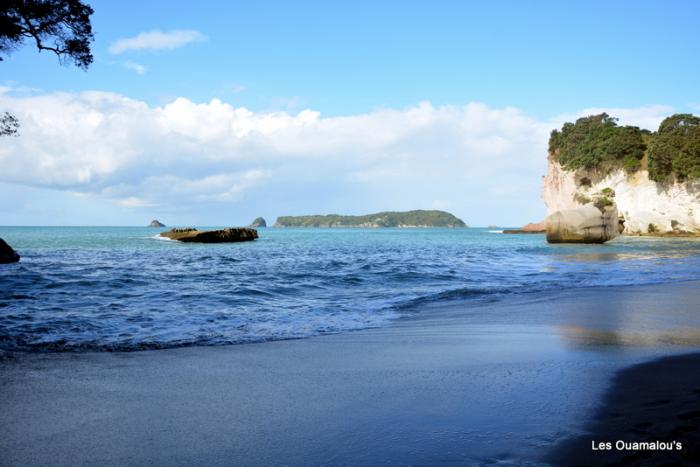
[557,325,700,347]
[558,251,694,262]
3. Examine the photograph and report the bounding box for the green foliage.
[621,154,641,172]
[647,114,700,182]
[600,187,615,197]
[275,210,467,228]
[1,0,95,137]
[551,112,700,183]
[0,0,95,69]
[573,193,591,204]
[593,196,614,211]
[549,114,646,173]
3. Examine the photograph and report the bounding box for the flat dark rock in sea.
[159,227,258,243]
[149,219,165,227]
[0,237,20,263]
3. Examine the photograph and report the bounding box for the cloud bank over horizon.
[0,89,674,226]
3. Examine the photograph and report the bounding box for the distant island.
[274,210,467,228]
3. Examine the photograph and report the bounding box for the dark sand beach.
[548,352,700,466]
[2,281,700,466]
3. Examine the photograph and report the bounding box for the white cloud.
[109,29,207,54]
[0,91,676,225]
[123,61,147,75]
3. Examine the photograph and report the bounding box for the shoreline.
[4,277,700,354]
[3,281,700,465]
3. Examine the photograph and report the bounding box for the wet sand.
[2,281,700,466]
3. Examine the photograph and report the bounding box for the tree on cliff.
[0,0,95,135]
[551,112,700,183]
[549,113,646,173]
[648,114,700,182]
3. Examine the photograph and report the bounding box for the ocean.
[1,226,700,352]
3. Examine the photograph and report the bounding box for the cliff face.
[542,154,700,235]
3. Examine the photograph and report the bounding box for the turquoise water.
[1,226,700,351]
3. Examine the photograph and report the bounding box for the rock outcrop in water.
[503,220,547,234]
[544,114,700,236]
[248,217,267,228]
[546,205,621,244]
[159,227,258,243]
[148,219,165,227]
[0,238,20,263]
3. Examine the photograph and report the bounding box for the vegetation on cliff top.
[548,113,647,173]
[647,114,700,181]
[274,210,467,227]
[549,112,700,182]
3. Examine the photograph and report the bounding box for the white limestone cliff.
[542,154,700,235]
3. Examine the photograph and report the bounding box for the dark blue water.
[1,227,700,351]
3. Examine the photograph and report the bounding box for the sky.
[1,0,699,226]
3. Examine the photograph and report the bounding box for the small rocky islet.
[248,217,267,228]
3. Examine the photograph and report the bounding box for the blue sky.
[1,0,699,226]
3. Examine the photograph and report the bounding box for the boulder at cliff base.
[546,205,620,244]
